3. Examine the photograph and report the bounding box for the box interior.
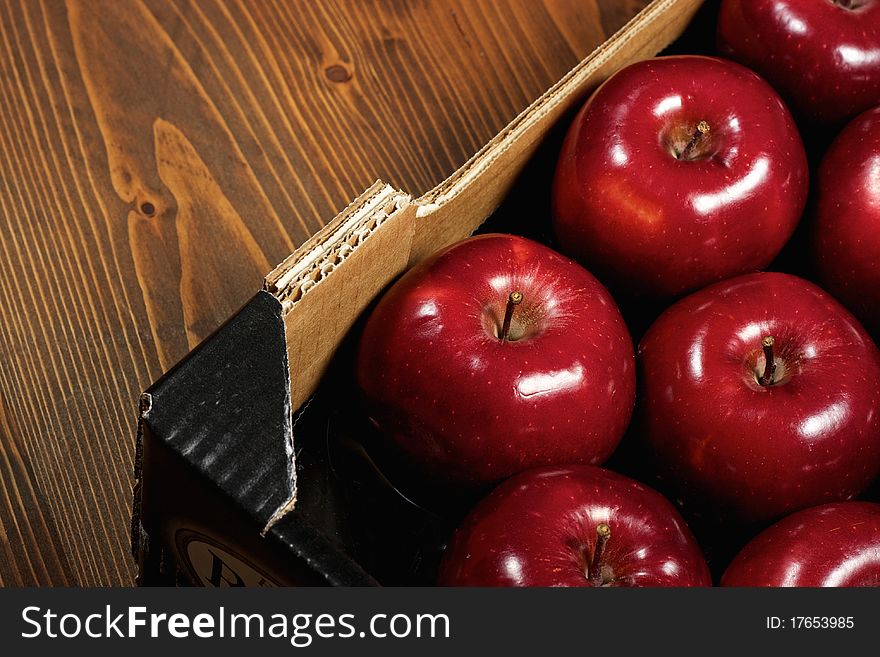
[141,0,858,586]
[282,0,774,586]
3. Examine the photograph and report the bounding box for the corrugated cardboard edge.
[261,0,704,529]
[266,182,410,306]
[130,392,152,572]
[262,183,414,533]
[265,182,414,406]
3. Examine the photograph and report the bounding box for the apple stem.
[680,121,710,160]
[759,335,776,386]
[500,291,523,341]
[589,523,611,587]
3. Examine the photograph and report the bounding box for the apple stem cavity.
[500,290,524,342]
[588,522,612,587]
[759,335,777,386]
[680,121,711,160]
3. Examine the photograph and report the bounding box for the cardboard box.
[132,0,707,586]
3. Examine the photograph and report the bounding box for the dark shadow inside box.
[289,0,853,586]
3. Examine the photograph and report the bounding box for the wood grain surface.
[0,0,650,586]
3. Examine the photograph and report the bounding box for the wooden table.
[0,0,650,586]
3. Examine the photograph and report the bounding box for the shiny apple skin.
[718,0,880,125]
[356,234,635,491]
[722,502,880,587]
[552,55,808,299]
[814,106,880,335]
[639,272,880,524]
[437,465,712,587]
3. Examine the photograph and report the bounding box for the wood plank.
[0,394,74,586]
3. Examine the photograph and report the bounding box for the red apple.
[437,465,711,587]
[722,502,880,587]
[356,234,635,491]
[552,55,808,298]
[718,0,880,125]
[814,106,880,335]
[639,272,880,524]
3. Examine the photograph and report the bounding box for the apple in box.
[438,466,711,587]
[356,234,635,490]
[722,502,880,587]
[639,272,880,524]
[814,106,880,335]
[552,55,808,298]
[718,0,880,124]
